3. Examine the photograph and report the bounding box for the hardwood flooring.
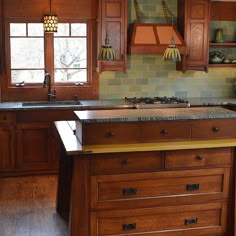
[0,175,68,236]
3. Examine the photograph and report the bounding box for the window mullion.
[44,33,55,85]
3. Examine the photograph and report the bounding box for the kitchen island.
[55,107,236,236]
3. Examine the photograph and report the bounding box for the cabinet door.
[16,124,53,171]
[97,0,127,73]
[0,126,15,172]
[177,0,210,72]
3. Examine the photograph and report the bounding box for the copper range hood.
[128,23,186,55]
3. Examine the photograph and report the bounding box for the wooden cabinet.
[67,145,233,236]
[0,109,76,176]
[60,113,235,236]
[177,0,210,72]
[0,112,16,174]
[209,1,236,68]
[16,124,53,171]
[0,125,15,172]
[14,110,75,174]
[97,0,127,73]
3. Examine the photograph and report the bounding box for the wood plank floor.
[0,175,68,236]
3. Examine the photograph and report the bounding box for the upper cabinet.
[177,0,210,72]
[209,1,236,68]
[177,0,236,72]
[97,0,127,73]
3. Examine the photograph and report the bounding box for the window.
[2,19,98,102]
[10,23,44,84]
[9,22,88,85]
[54,23,87,83]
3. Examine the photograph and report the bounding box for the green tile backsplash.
[99,0,236,99]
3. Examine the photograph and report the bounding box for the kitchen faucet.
[43,72,56,102]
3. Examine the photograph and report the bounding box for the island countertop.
[74,106,236,123]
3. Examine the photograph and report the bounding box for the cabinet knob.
[122,223,136,231]
[108,131,115,137]
[123,188,137,195]
[161,129,168,135]
[196,155,204,160]
[185,218,198,225]
[3,116,7,120]
[186,183,200,191]
[122,159,130,165]
[212,127,219,132]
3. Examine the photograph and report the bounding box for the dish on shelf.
[223,59,232,64]
[209,51,225,64]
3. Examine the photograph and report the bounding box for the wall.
[99,0,236,99]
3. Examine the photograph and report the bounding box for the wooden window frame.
[1,17,99,102]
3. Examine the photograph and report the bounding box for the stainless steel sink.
[22,100,82,106]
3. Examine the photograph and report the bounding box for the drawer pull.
[161,129,168,135]
[122,223,136,231]
[185,218,198,225]
[108,131,115,137]
[123,188,137,195]
[122,159,130,165]
[3,116,7,120]
[186,184,199,191]
[196,155,204,160]
[212,127,219,132]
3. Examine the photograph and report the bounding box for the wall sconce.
[162,0,181,62]
[44,0,58,33]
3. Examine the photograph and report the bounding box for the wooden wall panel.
[210,2,236,21]
[3,0,97,19]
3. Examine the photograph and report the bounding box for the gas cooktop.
[125,96,190,108]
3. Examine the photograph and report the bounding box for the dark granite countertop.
[186,97,236,106]
[0,97,236,111]
[0,100,132,111]
[74,107,236,123]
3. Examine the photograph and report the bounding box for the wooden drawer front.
[91,168,229,208]
[191,119,236,139]
[165,147,232,168]
[81,123,140,145]
[141,121,191,142]
[0,112,16,124]
[89,152,163,175]
[91,202,227,236]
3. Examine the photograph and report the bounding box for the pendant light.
[44,0,58,33]
[98,33,116,61]
[162,0,181,62]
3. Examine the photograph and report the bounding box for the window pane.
[54,23,69,36]
[11,38,44,68]
[28,23,44,36]
[71,23,87,36]
[54,38,87,69]
[55,69,87,82]
[10,23,26,36]
[11,70,44,83]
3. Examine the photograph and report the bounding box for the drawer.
[191,119,236,139]
[77,122,140,145]
[89,152,163,175]
[91,202,227,236]
[141,121,191,142]
[165,147,232,168]
[90,168,229,209]
[0,112,16,124]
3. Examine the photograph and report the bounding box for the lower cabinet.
[16,124,55,171]
[68,147,234,236]
[0,109,75,176]
[0,125,15,172]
